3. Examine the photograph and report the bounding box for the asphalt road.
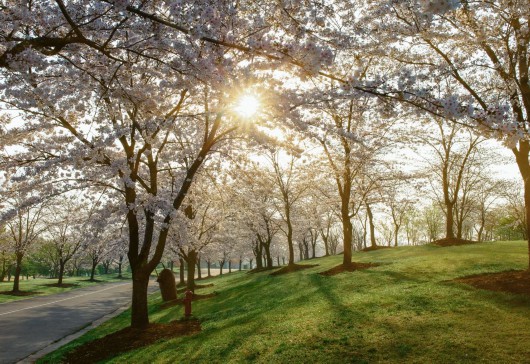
[0,280,158,364]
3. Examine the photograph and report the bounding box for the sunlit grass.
[40,241,530,363]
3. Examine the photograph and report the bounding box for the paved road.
[0,280,158,364]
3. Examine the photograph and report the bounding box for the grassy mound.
[40,241,530,364]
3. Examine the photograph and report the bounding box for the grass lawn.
[40,241,530,363]
[0,273,131,304]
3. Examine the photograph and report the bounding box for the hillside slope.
[41,241,530,363]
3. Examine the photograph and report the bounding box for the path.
[0,280,158,364]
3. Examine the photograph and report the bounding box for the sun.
[234,94,260,118]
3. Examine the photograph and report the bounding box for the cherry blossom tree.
[1,191,47,292]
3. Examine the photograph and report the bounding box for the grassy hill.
[40,241,530,363]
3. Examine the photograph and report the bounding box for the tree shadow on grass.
[0,290,41,296]
[319,262,380,276]
[270,263,319,276]
[41,283,79,288]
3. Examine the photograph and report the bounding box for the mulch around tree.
[42,283,79,288]
[269,264,319,276]
[454,270,530,296]
[319,262,381,276]
[0,290,41,296]
[63,319,201,364]
[361,245,392,252]
[177,283,214,293]
[433,237,478,247]
[160,293,217,309]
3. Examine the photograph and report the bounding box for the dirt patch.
[455,270,530,295]
[433,237,478,247]
[160,293,217,310]
[177,283,214,293]
[361,246,392,252]
[63,319,201,364]
[0,290,41,296]
[319,262,381,276]
[270,264,319,276]
[42,283,79,288]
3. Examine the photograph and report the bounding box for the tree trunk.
[185,251,197,292]
[58,259,66,286]
[513,142,530,270]
[298,242,304,261]
[90,259,97,281]
[179,258,185,285]
[264,243,273,269]
[118,262,123,278]
[286,209,295,265]
[366,204,377,248]
[254,243,263,270]
[196,255,202,280]
[219,260,224,275]
[341,198,353,265]
[131,272,150,329]
[228,261,232,273]
[277,256,280,266]
[12,253,23,293]
[239,257,242,271]
[249,258,253,270]
[445,202,456,239]
[207,259,211,277]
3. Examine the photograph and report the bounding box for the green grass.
[40,241,530,363]
[0,273,131,304]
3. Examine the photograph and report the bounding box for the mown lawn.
[0,273,131,304]
[41,241,530,363]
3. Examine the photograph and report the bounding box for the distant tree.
[2,192,47,293]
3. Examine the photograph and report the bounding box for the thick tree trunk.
[185,251,197,292]
[90,260,97,281]
[12,254,23,293]
[524,181,530,271]
[118,262,123,278]
[219,260,224,275]
[341,197,353,265]
[254,244,263,269]
[264,244,273,268]
[513,142,530,270]
[58,260,66,285]
[131,272,150,329]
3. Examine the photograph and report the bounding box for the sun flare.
[234,94,260,118]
